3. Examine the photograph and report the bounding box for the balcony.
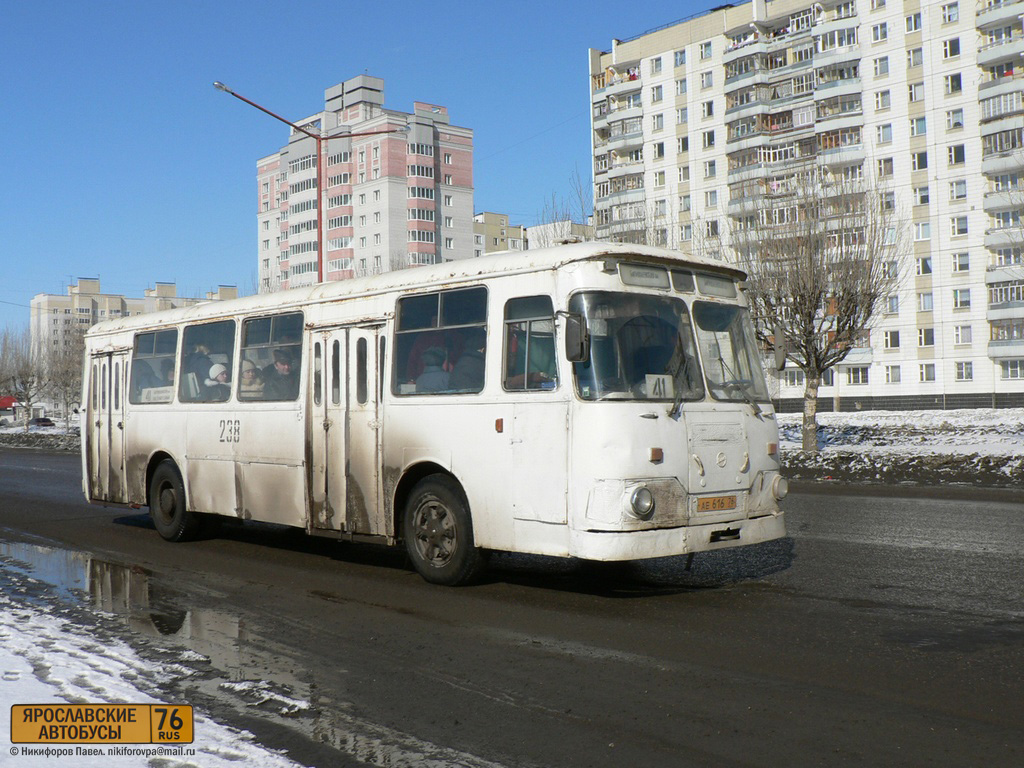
[976,0,1024,29]
[981,150,1024,175]
[987,263,1024,284]
[978,69,1024,95]
[984,225,1024,248]
[978,36,1024,67]
[606,160,644,179]
[983,188,1024,211]
[988,339,1024,358]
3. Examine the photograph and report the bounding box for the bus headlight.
[629,486,656,520]
[771,475,789,501]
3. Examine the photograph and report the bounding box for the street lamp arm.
[212,81,320,140]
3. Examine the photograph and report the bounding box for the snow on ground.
[776,408,1024,486]
[0,557,304,768]
[776,407,1024,456]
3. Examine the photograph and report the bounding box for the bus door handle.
[117,421,123,430]
[322,419,332,431]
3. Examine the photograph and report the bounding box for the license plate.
[697,495,737,512]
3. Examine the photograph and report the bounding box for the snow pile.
[0,551,303,768]
[777,408,1024,486]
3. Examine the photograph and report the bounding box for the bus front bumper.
[568,511,786,562]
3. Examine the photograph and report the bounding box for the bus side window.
[503,296,557,391]
[393,287,487,395]
[91,364,98,410]
[356,337,367,405]
[180,320,236,403]
[239,312,303,402]
[130,330,178,405]
[331,340,341,405]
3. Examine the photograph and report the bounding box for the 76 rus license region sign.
[11,704,193,744]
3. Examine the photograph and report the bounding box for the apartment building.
[589,0,1024,410]
[472,212,525,257]
[30,279,236,363]
[257,76,474,292]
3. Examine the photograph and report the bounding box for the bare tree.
[47,327,86,429]
[732,170,907,451]
[533,166,593,248]
[0,326,50,431]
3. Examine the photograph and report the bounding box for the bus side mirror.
[564,313,589,363]
[773,321,787,371]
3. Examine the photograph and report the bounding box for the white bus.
[82,243,787,585]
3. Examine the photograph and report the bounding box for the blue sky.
[0,0,711,329]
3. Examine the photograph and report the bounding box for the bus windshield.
[691,301,770,403]
[570,291,704,402]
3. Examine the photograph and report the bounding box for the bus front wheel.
[403,475,486,586]
[149,460,201,542]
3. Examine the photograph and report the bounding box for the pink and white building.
[257,76,474,292]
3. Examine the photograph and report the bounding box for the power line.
[476,110,589,164]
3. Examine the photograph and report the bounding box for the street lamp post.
[214,81,406,284]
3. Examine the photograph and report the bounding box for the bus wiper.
[667,342,694,419]
[716,356,762,418]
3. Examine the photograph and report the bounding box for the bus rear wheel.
[403,475,485,586]
[149,460,201,542]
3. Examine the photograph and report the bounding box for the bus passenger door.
[310,331,346,531]
[310,325,383,535]
[87,351,128,504]
[345,326,383,534]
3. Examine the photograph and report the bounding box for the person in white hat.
[205,363,231,401]
[239,358,264,399]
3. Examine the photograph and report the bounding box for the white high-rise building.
[589,0,1024,410]
[257,75,474,292]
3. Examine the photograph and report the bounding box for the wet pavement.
[1,447,1023,767]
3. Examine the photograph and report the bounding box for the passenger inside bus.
[239,359,264,398]
[263,348,299,400]
[415,347,450,393]
[449,328,486,392]
[205,363,231,402]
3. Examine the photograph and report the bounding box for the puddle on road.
[0,537,508,768]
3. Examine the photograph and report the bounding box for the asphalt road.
[1,447,1022,768]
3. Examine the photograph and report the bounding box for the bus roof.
[85,242,745,338]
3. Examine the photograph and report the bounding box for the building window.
[919,327,935,346]
[704,160,716,178]
[873,57,889,77]
[919,363,936,382]
[944,73,963,95]
[1001,360,1024,379]
[910,117,927,137]
[885,295,900,314]
[914,222,931,241]
[875,90,891,110]
[949,179,967,200]
[908,82,924,102]
[847,367,869,385]
[674,50,686,67]
[943,39,960,59]
[906,47,923,68]
[650,56,662,74]
[954,325,972,345]
[906,12,922,32]
[884,330,900,349]
[912,151,928,171]
[948,144,966,165]
[953,288,971,309]
[872,23,888,42]
[876,124,892,144]
[877,157,894,177]
[701,71,713,89]
[952,253,969,272]
[946,109,964,130]
[943,3,959,23]
[955,362,973,381]
[886,365,901,384]
[700,41,712,60]
[651,85,663,103]
[702,100,714,119]
[950,216,969,236]
[914,186,930,205]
